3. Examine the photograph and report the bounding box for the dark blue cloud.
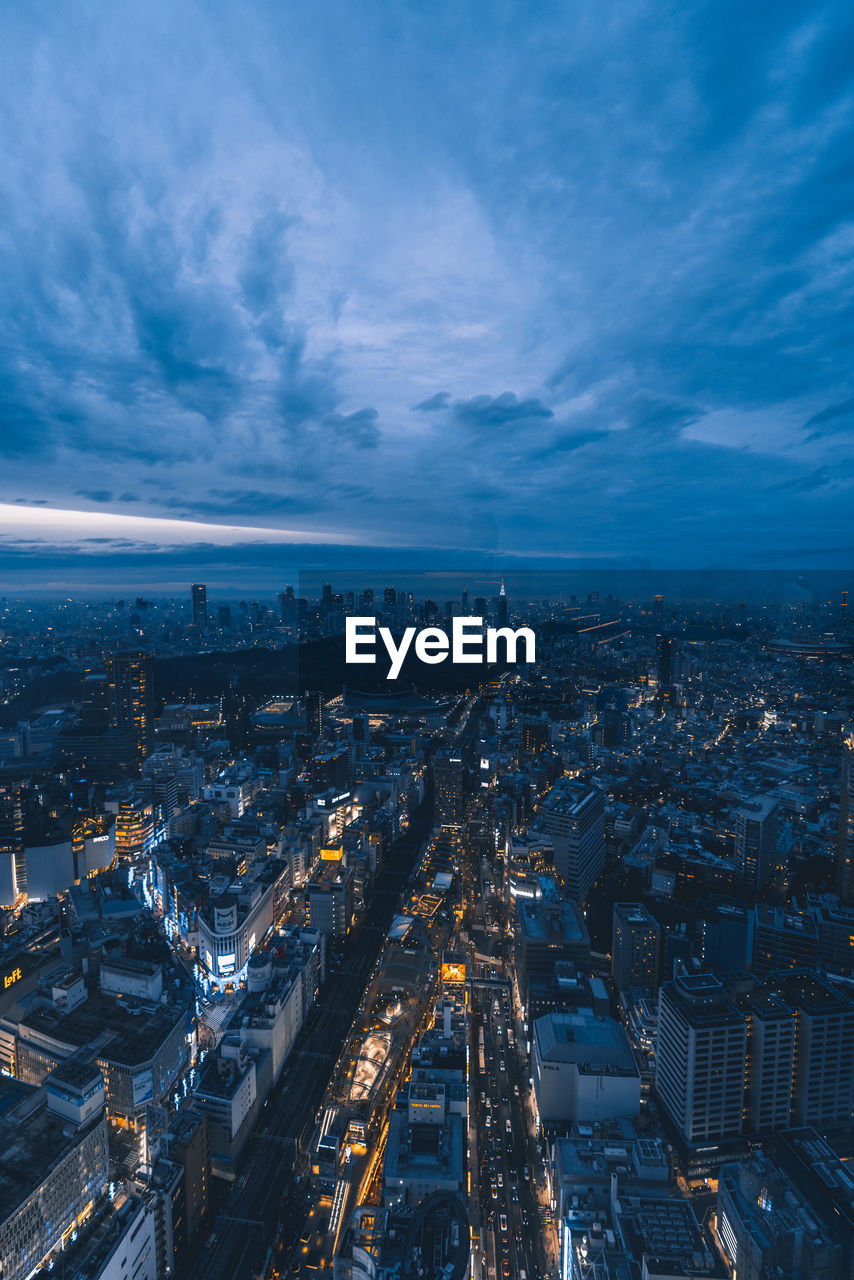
[414,392,451,412]
[76,489,114,503]
[452,393,554,433]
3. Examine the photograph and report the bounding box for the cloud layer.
[0,0,852,578]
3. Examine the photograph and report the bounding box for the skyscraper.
[785,971,854,1128]
[656,972,748,1147]
[497,579,508,629]
[611,902,661,992]
[656,634,674,699]
[837,725,854,903]
[191,583,207,628]
[735,795,779,891]
[741,988,795,1132]
[104,650,155,762]
[539,780,605,901]
[434,750,465,827]
[304,690,323,740]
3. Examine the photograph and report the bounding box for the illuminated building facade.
[540,781,605,901]
[104,650,155,762]
[0,1076,109,1280]
[611,902,661,993]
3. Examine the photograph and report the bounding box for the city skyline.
[1,2,853,587]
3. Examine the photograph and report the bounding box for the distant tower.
[654,593,663,617]
[191,584,207,628]
[842,589,849,629]
[656,634,674,701]
[497,579,508,629]
[104,650,155,762]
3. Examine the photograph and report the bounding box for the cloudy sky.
[1,0,853,588]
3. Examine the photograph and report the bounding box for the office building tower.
[309,745,349,793]
[359,588,374,612]
[656,973,748,1147]
[383,586,397,612]
[321,583,333,615]
[654,592,663,616]
[434,751,465,827]
[278,586,295,625]
[168,1110,210,1241]
[785,972,854,1128]
[656,634,674,699]
[497,579,508,628]
[539,780,605,901]
[522,718,550,755]
[104,650,155,762]
[473,596,488,618]
[191,583,207,628]
[304,690,323,740]
[0,784,23,853]
[461,589,468,612]
[837,726,854,903]
[735,795,779,891]
[217,604,231,628]
[740,988,796,1132]
[611,902,661,992]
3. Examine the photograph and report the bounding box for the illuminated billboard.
[441,960,466,984]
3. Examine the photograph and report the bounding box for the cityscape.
[2,2,854,1279]
[0,576,852,1280]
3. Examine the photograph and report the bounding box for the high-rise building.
[837,725,854,903]
[522,718,550,755]
[611,902,661,992]
[655,634,674,699]
[657,970,854,1149]
[785,971,854,1128]
[0,785,23,853]
[191,583,207,628]
[497,579,508,629]
[434,751,465,827]
[168,1109,210,1242]
[741,988,796,1132]
[655,972,748,1147]
[104,650,155,762]
[278,586,295,625]
[735,795,779,891]
[539,780,605,901]
[304,690,323,740]
[653,592,663,616]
